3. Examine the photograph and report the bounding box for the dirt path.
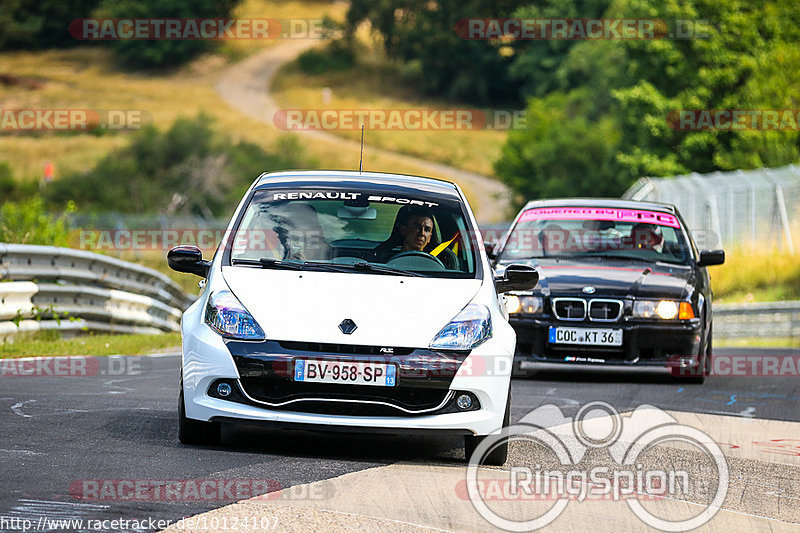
[215,41,512,223]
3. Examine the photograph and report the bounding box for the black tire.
[178,389,220,445]
[465,388,511,466]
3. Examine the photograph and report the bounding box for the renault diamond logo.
[582,286,596,294]
[338,318,357,335]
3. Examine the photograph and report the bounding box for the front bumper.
[510,316,703,367]
[181,319,513,436]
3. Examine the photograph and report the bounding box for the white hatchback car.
[168,171,537,464]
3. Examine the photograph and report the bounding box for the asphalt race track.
[1,349,798,532]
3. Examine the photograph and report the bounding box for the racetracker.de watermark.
[455,18,711,40]
[273,109,526,130]
[70,479,332,502]
[68,18,325,40]
[74,228,510,252]
[668,109,800,131]
[1,109,151,131]
[669,353,800,377]
[465,401,728,531]
[0,355,147,378]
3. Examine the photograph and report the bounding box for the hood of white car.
[221,267,483,348]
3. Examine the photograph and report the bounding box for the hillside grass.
[0,0,442,187]
[270,42,510,177]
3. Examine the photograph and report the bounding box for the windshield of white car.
[497,208,693,265]
[227,187,479,278]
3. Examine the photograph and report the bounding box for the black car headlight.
[505,294,544,316]
[633,299,695,320]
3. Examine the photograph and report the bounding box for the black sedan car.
[491,199,725,383]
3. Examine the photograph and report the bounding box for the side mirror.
[697,249,725,267]
[167,245,211,277]
[495,264,539,293]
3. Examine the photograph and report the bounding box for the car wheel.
[178,388,220,445]
[465,388,511,465]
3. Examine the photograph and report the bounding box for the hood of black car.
[497,259,692,300]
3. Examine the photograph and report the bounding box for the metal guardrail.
[714,301,800,339]
[0,244,195,342]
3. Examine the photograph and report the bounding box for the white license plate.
[293,359,397,387]
[548,327,622,346]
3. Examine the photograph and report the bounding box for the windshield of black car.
[497,207,693,265]
[227,187,478,278]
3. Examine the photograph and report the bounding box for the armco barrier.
[714,300,800,339]
[0,244,194,342]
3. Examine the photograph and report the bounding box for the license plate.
[294,359,397,387]
[548,326,622,346]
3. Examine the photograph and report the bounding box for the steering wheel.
[387,251,445,268]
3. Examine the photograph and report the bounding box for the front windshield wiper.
[232,258,429,277]
[352,261,428,277]
[231,258,303,270]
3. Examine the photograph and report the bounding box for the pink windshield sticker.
[518,207,680,228]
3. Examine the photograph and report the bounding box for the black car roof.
[254,170,462,199]
[520,197,678,214]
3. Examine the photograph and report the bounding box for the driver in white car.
[399,212,434,252]
[371,205,442,261]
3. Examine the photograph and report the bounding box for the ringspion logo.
[465,402,728,531]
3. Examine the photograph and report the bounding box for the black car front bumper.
[510,316,703,367]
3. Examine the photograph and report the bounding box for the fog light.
[456,393,473,410]
[216,382,232,397]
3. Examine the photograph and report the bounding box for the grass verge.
[710,245,800,303]
[0,332,182,358]
[715,337,800,348]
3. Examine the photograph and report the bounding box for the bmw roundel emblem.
[582,286,596,294]
[338,318,357,334]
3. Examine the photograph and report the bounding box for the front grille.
[238,377,450,415]
[552,298,587,321]
[278,341,414,356]
[588,299,623,322]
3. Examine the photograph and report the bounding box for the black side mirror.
[698,249,725,267]
[168,245,211,277]
[495,264,539,293]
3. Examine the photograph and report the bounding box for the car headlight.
[633,300,695,320]
[429,304,492,350]
[204,290,266,340]
[505,294,544,315]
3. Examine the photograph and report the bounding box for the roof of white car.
[254,170,462,198]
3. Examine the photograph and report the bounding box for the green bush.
[297,41,355,75]
[0,196,76,246]
[94,0,239,69]
[0,0,102,49]
[44,115,312,217]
